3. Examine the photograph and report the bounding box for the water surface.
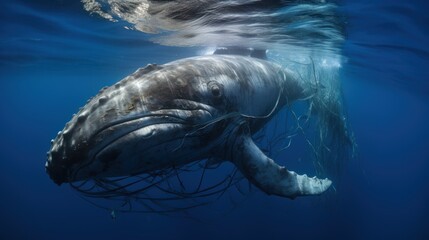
[1,0,428,239]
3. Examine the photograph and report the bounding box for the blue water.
[1,0,429,239]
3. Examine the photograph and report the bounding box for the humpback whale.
[46,55,332,199]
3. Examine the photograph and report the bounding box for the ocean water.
[1,0,429,239]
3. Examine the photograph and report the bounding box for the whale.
[45,54,331,199]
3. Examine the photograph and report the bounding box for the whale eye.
[211,85,220,97]
[208,81,222,98]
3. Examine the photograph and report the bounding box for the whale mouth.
[46,105,216,185]
[87,108,213,159]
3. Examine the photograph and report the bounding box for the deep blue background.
[1,0,428,239]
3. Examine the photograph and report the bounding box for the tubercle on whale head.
[46,122,91,185]
[45,79,128,185]
[45,151,66,185]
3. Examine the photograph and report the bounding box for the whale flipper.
[231,132,332,199]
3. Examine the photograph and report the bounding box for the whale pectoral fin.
[231,133,331,199]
